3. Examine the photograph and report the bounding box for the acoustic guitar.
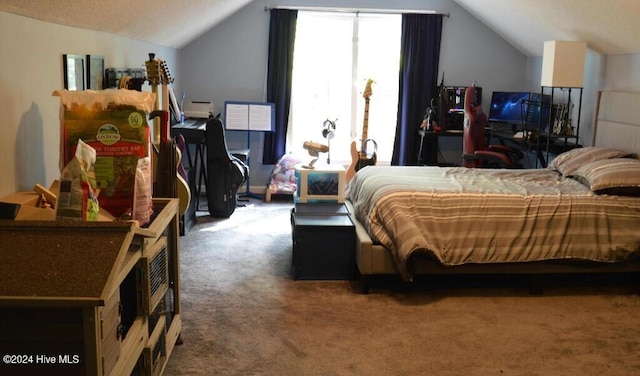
[174,134,192,216]
[345,79,377,183]
[145,54,191,215]
[160,60,192,215]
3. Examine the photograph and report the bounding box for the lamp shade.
[541,41,586,88]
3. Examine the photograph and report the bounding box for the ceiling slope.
[453,0,640,56]
[0,0,253,49]
[2,0,639,56]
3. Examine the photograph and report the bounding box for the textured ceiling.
[1,0,639,56]
[0,0,253,49]
[453,0,640,56]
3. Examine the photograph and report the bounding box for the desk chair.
[462,87,521,168]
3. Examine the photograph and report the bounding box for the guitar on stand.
[345,79,377,183]
[145,53,191,216]
[173,133,192,215]
[418,99,439,165]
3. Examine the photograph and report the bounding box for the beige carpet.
[163,198,640,376]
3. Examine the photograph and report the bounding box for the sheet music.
[225,103,250,130]
[224,101,275,131]
[249,104,272,132]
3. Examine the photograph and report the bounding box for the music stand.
[224,101,276,200]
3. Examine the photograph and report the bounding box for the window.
[287,11,401,165]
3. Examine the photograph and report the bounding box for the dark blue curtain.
[262,9,298,164]
[392,14,443,166]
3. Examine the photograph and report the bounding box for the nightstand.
[291,203,355,280]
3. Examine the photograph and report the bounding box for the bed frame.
[348,90,640,293]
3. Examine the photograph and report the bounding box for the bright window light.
[287,11,401,166]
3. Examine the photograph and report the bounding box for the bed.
[346,91,640,293]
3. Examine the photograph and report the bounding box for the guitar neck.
[361,98,370,146]
[146,55,174,144]
[161,84,170,142]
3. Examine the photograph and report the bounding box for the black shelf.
[535,86,583,167]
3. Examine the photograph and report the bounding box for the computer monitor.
[488,91,530,125]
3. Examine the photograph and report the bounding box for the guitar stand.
[236,194,249,206]
[417,128,426,165]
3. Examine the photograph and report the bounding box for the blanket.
[346,166,640,280]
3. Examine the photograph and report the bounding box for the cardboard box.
[0,192,54,220]
[0,188,115,222]
[0,192,41,207]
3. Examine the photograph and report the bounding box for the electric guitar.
[345,79,377,183]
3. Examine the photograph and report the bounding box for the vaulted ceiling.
[1,0,639,56]
[0,0,253,49]
[453,0,640,56]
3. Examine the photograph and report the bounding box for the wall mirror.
[86,55,105,90]
[63,54,85,90]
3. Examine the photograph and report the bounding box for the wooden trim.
[82,307,102,375]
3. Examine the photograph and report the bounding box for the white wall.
[602,54,640,91]
[0,11,178,198]
[180,0,528,185]
[179,2,270,190]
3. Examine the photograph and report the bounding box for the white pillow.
[572,158,640,196]
[547,146,633,176]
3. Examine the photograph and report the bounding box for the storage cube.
[291,206,355,280]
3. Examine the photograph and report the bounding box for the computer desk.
[492,128,581,168]
[418,128,491,166]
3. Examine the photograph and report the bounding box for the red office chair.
[462,86,521,168]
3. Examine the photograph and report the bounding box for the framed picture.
[63,54,85,90]
[86,55,105,90]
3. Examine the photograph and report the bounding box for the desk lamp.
[302,141,329,169]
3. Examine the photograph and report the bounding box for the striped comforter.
[346,166,640,280]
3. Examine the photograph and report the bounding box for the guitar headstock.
[145,53,174,86]
[145,53,162,86]
[160,60,174,85]
[363,79,374,100]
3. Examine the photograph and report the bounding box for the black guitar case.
[205,117,248,218]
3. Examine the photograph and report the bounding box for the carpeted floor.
[163,198,640,376]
